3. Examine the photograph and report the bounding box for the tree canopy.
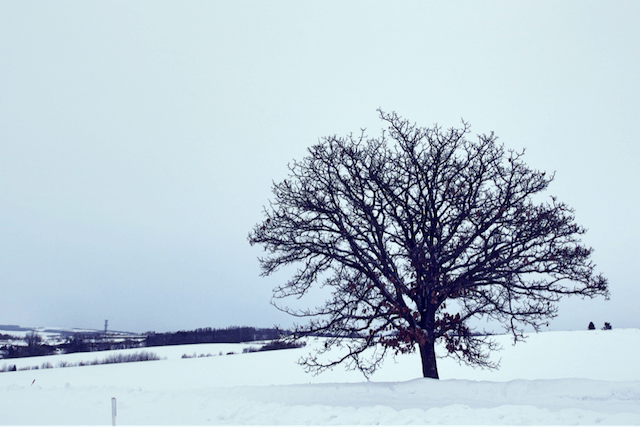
[249,110,609,379]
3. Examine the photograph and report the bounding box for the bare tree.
[249,110,609,379]
[24,331,43,348]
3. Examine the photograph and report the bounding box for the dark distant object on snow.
[603,322,612,330]
[588,322,596,330]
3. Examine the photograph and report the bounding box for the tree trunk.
[419,340,439,379]
[419,304,439,379]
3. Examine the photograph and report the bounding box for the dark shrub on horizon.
[243,340,306,353]
[259,340,306,351]
[98,351,161,364]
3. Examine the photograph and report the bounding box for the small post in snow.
[111,397,117,426]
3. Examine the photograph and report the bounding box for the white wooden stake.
[111,397,117,426]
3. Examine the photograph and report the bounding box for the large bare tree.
[249,111,609,379]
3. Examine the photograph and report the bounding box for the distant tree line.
[0,326,287,359]
[60,333,144,354]
[0,351,162,373]
[242,340,306,353]
[143,326,283,347]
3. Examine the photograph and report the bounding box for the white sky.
[1,1,638,333]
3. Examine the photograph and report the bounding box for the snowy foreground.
[1,329,639,425]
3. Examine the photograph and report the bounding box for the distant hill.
[0,325,31,332]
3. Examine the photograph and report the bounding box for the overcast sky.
[1,1,639,333]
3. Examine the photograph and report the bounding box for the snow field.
[0,329,639,425]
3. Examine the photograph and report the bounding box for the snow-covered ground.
[0,329,639,425]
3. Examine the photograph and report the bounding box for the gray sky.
[1,1,639,333]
